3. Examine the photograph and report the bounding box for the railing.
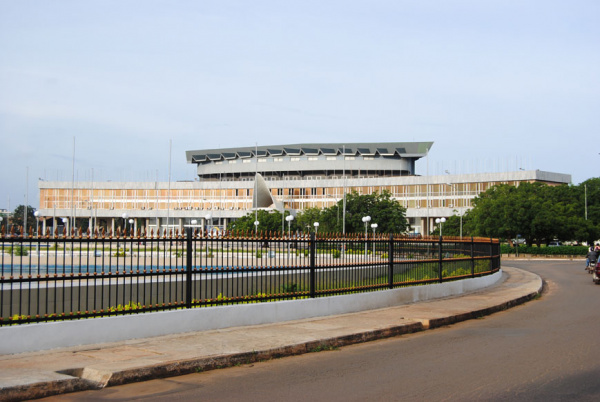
[0,228,500,326]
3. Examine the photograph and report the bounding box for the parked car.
[548,241,562,247]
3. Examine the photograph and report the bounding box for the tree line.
[437,178,600,246]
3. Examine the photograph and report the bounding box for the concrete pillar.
[111,218,115,234]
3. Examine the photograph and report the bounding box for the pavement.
[0,266,542,401]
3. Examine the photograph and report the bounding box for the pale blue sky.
[1,0,598,209]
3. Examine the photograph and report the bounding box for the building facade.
[36,142,571,235]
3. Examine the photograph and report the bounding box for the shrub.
[332,249,341,259]
[282,282,299,293]
[501,244,587,256]
[256,251,263,259]
[12,246,28,256]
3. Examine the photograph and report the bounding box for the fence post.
[438,235,443,283]
[471,236,475,277]
[490,237,494,272]
[310,232,316,298]
[388,234,394,289]
[186,227,193,309]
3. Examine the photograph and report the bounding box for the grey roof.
[186,142,433,163]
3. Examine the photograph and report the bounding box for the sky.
[1,0,598,210]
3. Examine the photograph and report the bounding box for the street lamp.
[435,217,446,238]
[371,223,378,255]
[62,217,69,237]
[254,220,259,234]
[128,218,134,235]
[204,213,212,235]
[362,216,371,256]
[34,211,40,237]
[313,221,319,234]
[285,215,294,237]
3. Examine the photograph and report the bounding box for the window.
[291,157,300,162]
[243,159,252,164]
[363,156,374,160]
[308,156,318,161]
[274,157,284,162]
[258,158,267,163]
[215,161,223,165]
[344,156,355,161]
[229,160,237,164]
[327,156,337,161]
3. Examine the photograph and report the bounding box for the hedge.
[501,244,588,256]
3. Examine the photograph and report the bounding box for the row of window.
[214,156,368,164]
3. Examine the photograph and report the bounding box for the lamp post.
[205,213,212,235]
[34,211,40,237]
[313,221,319,235]
[362,215,371,256]
[435,217,446,238]
[121,213,128,230]
[254,220,259,234]
[128,218,134,235]
[62,217,69,237]
[286,215,294,260]
[371,223,378,255]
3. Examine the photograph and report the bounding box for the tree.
[227,209,288,234]
[9,205,36,232]
[430,212,473,237]
[228,190,409,236]
[314,190,408,235]
[465,180,600,245]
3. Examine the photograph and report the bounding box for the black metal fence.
[0,228,500,326]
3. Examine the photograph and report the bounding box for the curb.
[0,273,543,401]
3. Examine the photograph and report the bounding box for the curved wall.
[0,270,502,355]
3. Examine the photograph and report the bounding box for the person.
[587,246,598,270]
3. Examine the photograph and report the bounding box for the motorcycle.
[593,262,600,284]
[587,258,597,274]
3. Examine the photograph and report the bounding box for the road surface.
[42,261,600,401]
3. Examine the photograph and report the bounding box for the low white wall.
[0,270,502,355]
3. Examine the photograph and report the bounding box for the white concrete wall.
[0,271,502,355]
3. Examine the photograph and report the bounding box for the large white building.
[37,142,571,235]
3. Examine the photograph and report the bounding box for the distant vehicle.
[548,241,562,247]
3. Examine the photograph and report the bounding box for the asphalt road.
[42,261,600,401]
